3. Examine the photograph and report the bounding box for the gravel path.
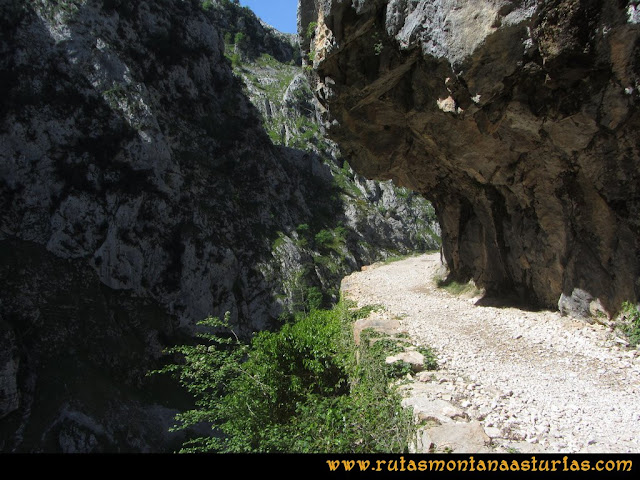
[341,253,640,453]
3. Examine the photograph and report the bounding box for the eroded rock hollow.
[300,0,640,314]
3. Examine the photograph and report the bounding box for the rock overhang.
[299,0,640,315]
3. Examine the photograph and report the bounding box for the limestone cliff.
[300,0,640,315]
[228,18,440,310]
[0,0,438,452]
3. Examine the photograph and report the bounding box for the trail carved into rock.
[341,253,640,453]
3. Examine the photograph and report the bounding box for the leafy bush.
[305,286,323,312]
[418,346,439,371]
[151,301,418,453]
[619,301,640,347]
[234,32,246,48]
[296,223,310,235]
[313,226,347,252]
[306,21,317,40]
[362,335,439,379]
[385,360,414,378]
[314,229,334,249]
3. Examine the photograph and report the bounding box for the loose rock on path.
[341,253,640,453]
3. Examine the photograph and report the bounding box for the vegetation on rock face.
[618,302,640,347]
[223,12,441,315]
[152,299,421,453]
[0,0,440,453]
[207,0,300,65]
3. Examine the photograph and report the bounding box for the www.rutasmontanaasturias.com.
[325,456,634,473]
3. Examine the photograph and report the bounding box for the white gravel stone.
[341,253,640,453]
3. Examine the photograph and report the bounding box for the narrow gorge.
[1,0,638,455]
[0,0,438,452]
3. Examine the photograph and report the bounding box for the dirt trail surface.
[341,253,640,453]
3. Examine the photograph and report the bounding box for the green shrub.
[313,226,347,253]
[230,52,241,68]
[151,300,418,453]
[296,223,310,235]
[306,22,317,40]
[385,360,413,378]
[314,229,334,249]
[418,346,439,371]
[363,336,438,379]
[305,286,323,312]
[619,301,640,347]
[234,32,246,49]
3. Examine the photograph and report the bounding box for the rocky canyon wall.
[0,0,438,452]
[300,0,640,315]
[1,0,287,452]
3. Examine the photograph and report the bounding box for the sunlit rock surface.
[301,0,640,313]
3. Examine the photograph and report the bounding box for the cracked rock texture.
[0,0,438,452]
[301,0,640,313]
